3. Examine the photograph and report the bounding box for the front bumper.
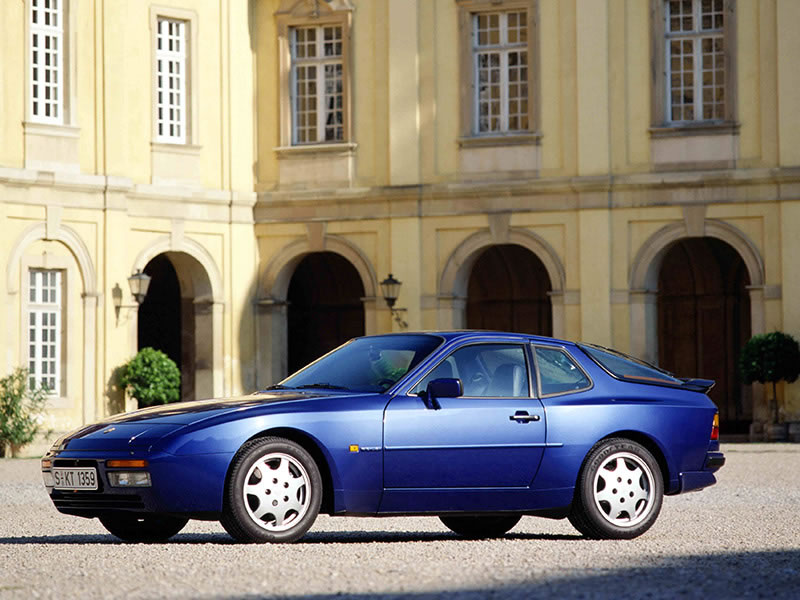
[42,450,233,518]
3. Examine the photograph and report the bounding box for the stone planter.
[788,422,800,443]
[766,423,788,442]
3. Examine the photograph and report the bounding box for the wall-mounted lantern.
[380,273,408,330]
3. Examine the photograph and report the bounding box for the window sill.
[23,121,80,138]
[275,142,357,158]
[649,121,740,139]
[458,132,542,148]
[151,142,202,156]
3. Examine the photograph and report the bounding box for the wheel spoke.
[241,451,312,533]
[592,450,656,528]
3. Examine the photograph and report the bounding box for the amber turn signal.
[711,413,720,441]
[106,459,149,468]
[41,459,52,469]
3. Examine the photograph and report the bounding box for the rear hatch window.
[579,344,683,386]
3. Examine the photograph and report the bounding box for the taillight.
[710,413,719,440]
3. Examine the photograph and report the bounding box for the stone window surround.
[149,6,200,147]
[274,1,354,153]
[456,0,542,148]
[23,0,80,172]
[20,254,73,408]
[649,0,738,137]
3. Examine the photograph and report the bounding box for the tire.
[439,515,521,538]
[99,514,188,543]
[569,438,664,540]
[221,437,322,543]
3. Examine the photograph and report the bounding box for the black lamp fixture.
[112,270,152,324]
[380,273,408,329]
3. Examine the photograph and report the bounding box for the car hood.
[56,392,329,451]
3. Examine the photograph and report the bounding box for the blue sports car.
[42,331,724,543]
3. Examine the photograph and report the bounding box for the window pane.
[413,344,529,398]
[535,347,590,396]
[155,17,188,143]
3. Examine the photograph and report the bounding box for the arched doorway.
[287,252,365,374]
[657,238,752,433]
[466,244,552,335]
[137,251,215,402]
[138,254,183,386]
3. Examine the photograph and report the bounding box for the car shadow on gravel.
[0,530,580,545]
[211,549,800,600]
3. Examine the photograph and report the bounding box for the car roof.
[357,330,577,347]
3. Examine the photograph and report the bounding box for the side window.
[412,344,529,398]
[534,346,591,396]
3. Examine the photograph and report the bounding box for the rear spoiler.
[680,378,716,394]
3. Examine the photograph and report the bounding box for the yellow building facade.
[2,0,800,452]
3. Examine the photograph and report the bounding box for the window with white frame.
[28,270,62,394]
[473,10,528,134]
[290,25,344,145]
[30,0,63,124]
[156,17,187,143]
[665,0,725,123]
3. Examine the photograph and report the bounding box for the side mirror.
[419,378,462,410]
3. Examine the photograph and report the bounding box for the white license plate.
[52,467,98,490]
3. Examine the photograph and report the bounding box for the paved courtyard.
[0,444,798,599]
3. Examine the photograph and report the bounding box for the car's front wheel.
[439,515,521,538]
[569,438,663,539]
[99,514,188,543]
[221,437,322,543]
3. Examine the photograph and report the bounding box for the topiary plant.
[739,332,800,425]
[0,368,50,457]
[120,347,181,408]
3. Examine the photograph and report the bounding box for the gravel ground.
[1,444,798,599]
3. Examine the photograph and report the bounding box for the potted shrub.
[120,347,181,408]
[0,368,50,457]
[739,332,800,441]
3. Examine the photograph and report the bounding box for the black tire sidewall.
[224,437,322,543]
[576,438,664,539]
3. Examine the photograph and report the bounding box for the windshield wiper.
[296,383,351,391]
[264,384,292,390]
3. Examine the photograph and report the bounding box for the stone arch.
[259,235,377,301]
[132,235,223,304]
[132,236,225,399]
[6,222,98,424]
[628,218,766,363]
[438,229,567,337]
[256,235,378,387]
[6,222,97,295]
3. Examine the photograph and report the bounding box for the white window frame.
[155,17,188,144]
[664,0,725,124]
[471,10,529,135]
[29,0,63,124]
[289,24,345,145]
[27,269,63,395]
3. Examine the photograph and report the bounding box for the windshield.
[279,334,444,393]
[579,344,682,385]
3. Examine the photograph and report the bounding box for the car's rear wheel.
[570,438,663,539]
[221,437,322,543]
[99,514,188,543]
[439,515,521,538]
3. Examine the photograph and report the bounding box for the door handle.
[509,411,540,422]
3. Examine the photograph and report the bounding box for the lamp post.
[380,273,408,330]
